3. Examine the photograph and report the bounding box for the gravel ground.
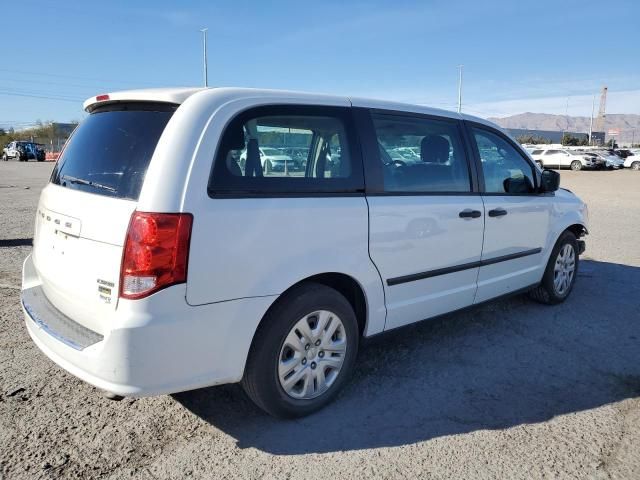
[1,162,639,479]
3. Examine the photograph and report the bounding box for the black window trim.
[464,120,543,196]
[354,107,480,196]
[207,104,365,198]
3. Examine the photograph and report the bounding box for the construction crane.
[594,86,607,133]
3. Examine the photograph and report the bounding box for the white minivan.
[22,88,588,418]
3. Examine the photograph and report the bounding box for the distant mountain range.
[487,113,640,144]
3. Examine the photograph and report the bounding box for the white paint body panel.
[22,86,588,397]
[23,254,276,396]
[367,196,484,330]
[32,184,135,334]
[474,195,552,303]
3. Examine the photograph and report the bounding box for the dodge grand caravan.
[22,87,588,418]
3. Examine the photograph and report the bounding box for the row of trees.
[515,134,551,145]
[516,133,593,147]
[560,133,589,146]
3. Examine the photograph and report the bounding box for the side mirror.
[540,169,560,192]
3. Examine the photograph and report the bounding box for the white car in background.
[623,153,640,170]
[530,148,597,171]
[239,146,296,173]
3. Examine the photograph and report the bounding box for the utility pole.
[588,95,595,145]
[457,65,463,114]
[200,28,209,87]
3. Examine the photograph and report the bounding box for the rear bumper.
[22,254,277,397]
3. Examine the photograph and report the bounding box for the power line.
[1,76,113,91]
[0,91,84,103]
[0,68,168,88]
[0,86,83,99]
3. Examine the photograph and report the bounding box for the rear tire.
[241,282,359,418]
[529,230,579,305]
[570,160,582,171]
[632,161,640,171]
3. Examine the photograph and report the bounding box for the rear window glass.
[51,104,175,200]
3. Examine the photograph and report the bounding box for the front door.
[360,110,485,330]
[467,124,552,303]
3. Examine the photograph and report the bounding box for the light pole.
[588,94,595,146]
[200,28,208,87]
[457,65,463,114]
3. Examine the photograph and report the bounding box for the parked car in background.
[614,149,633,159]
[21,87,588,418]
[391,146,421,162]
[589,151,624,169]
[239,146,297,173]
[530,148,597,170]
[623,153,639,170]
[281,147,310,166]
[579,152,606,169]
[2,141,46,162]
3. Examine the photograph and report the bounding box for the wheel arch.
[262,272,368,338]
[542,208,588,265]
[566,223,588,239]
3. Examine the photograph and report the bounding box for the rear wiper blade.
[61,174,116,193]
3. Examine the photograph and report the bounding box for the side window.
[371,113,472,193]
[471,127,536,194]
[209,106,362,194]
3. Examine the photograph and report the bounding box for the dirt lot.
[1,162,639,479]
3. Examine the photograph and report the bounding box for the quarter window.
[471,127,536,194]
[209,106,361,195]
[371,114,472,193]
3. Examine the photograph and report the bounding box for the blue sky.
[1,0,638,128]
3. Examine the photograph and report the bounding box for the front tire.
[529,230,579,305]
[632,161,640,171]
[241,282,359,418]
[1,153,7,161]
[570,160,582,171]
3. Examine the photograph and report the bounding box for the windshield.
[51,104,175,200]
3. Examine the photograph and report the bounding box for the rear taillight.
[120,212,193,299]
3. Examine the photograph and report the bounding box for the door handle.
[459,209,482,219]
[488,208,508,217]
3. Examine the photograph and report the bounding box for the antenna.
[200,28,208,87]
[457,65,463,113]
